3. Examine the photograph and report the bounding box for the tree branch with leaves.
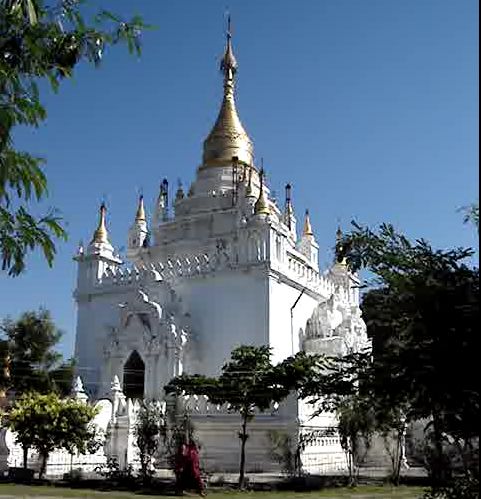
[165,345,324,489]
[0,0,146,275]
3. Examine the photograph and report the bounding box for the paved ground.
[0,484,427,499]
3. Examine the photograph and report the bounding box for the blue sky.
[1,0,478,357]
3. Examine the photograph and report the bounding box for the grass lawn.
[0,484,426,498]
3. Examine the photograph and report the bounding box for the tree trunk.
[140,455,147,485]
[393,430,403,486]
[238,415,248,489]
[431,410,447,486]
[22,446,28,469]
[347,438,355,487]
[39,452,48,480]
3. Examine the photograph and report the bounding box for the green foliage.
[458,203,479,232]
[94,457,136,486]
[335,395,375,486]
[0,0,146,275]
[266,430,297,477]
[423,474,479,499]
[337,222,479,485]
[6,391,98,478]
[0,308,74,396]
[167,346,323,420]
[165,345,324,488]
[134,400,166,484]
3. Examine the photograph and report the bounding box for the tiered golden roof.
[202,18,254,168]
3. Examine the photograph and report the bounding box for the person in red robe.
[175,439,206,496]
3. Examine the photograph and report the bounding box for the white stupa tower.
[72,18,369,474]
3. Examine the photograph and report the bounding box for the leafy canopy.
[134,400,166,483]
[0,0,145,275]
[5,391,98,477]
[165,345,324,488]
[166,345,323,419]
[337,222,479,440]
[0,308,75,395]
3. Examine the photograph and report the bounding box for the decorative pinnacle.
[202,16,254,167]
[91,202,109,244]
[303,209,314,237]
[221,14,238,85]
[285,183,293,230]
[254,167,270,215]
[245,166,255,197]
[135,195,146,222]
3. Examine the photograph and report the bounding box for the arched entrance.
[123,350,145,399]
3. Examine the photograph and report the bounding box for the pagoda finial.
[202,17,254,167]
[303,209,314,237]
[221,14,237,89]
[135,194,146,222]
[91,202,110,245]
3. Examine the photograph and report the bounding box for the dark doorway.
[123,350,145,399]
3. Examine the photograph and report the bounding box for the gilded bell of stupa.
[202,18,254,168]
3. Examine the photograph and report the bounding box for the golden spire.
[91,202,109,244]
[135,195,146,222]
[303,210,314,237]
[202,16,254,167]
[254,168,270,215]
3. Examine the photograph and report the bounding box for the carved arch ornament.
[103,289,192,364]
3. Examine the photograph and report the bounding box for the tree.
[0,308,74,396]
[6,391,98,478]
[1,0,145,275]
[299,350,380,485]
[459,203,479,232]
[134,400,166,485]
[165,345,323,489]
[336,395,376,486]
[337,222,479,486]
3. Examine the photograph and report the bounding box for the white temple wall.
[267,276,319,364]
[74,290,131,398]
[175,268,268,376]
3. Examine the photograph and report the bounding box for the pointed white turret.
[74,203,121,292]
[298,209,319,268]
[128,195,149,257]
